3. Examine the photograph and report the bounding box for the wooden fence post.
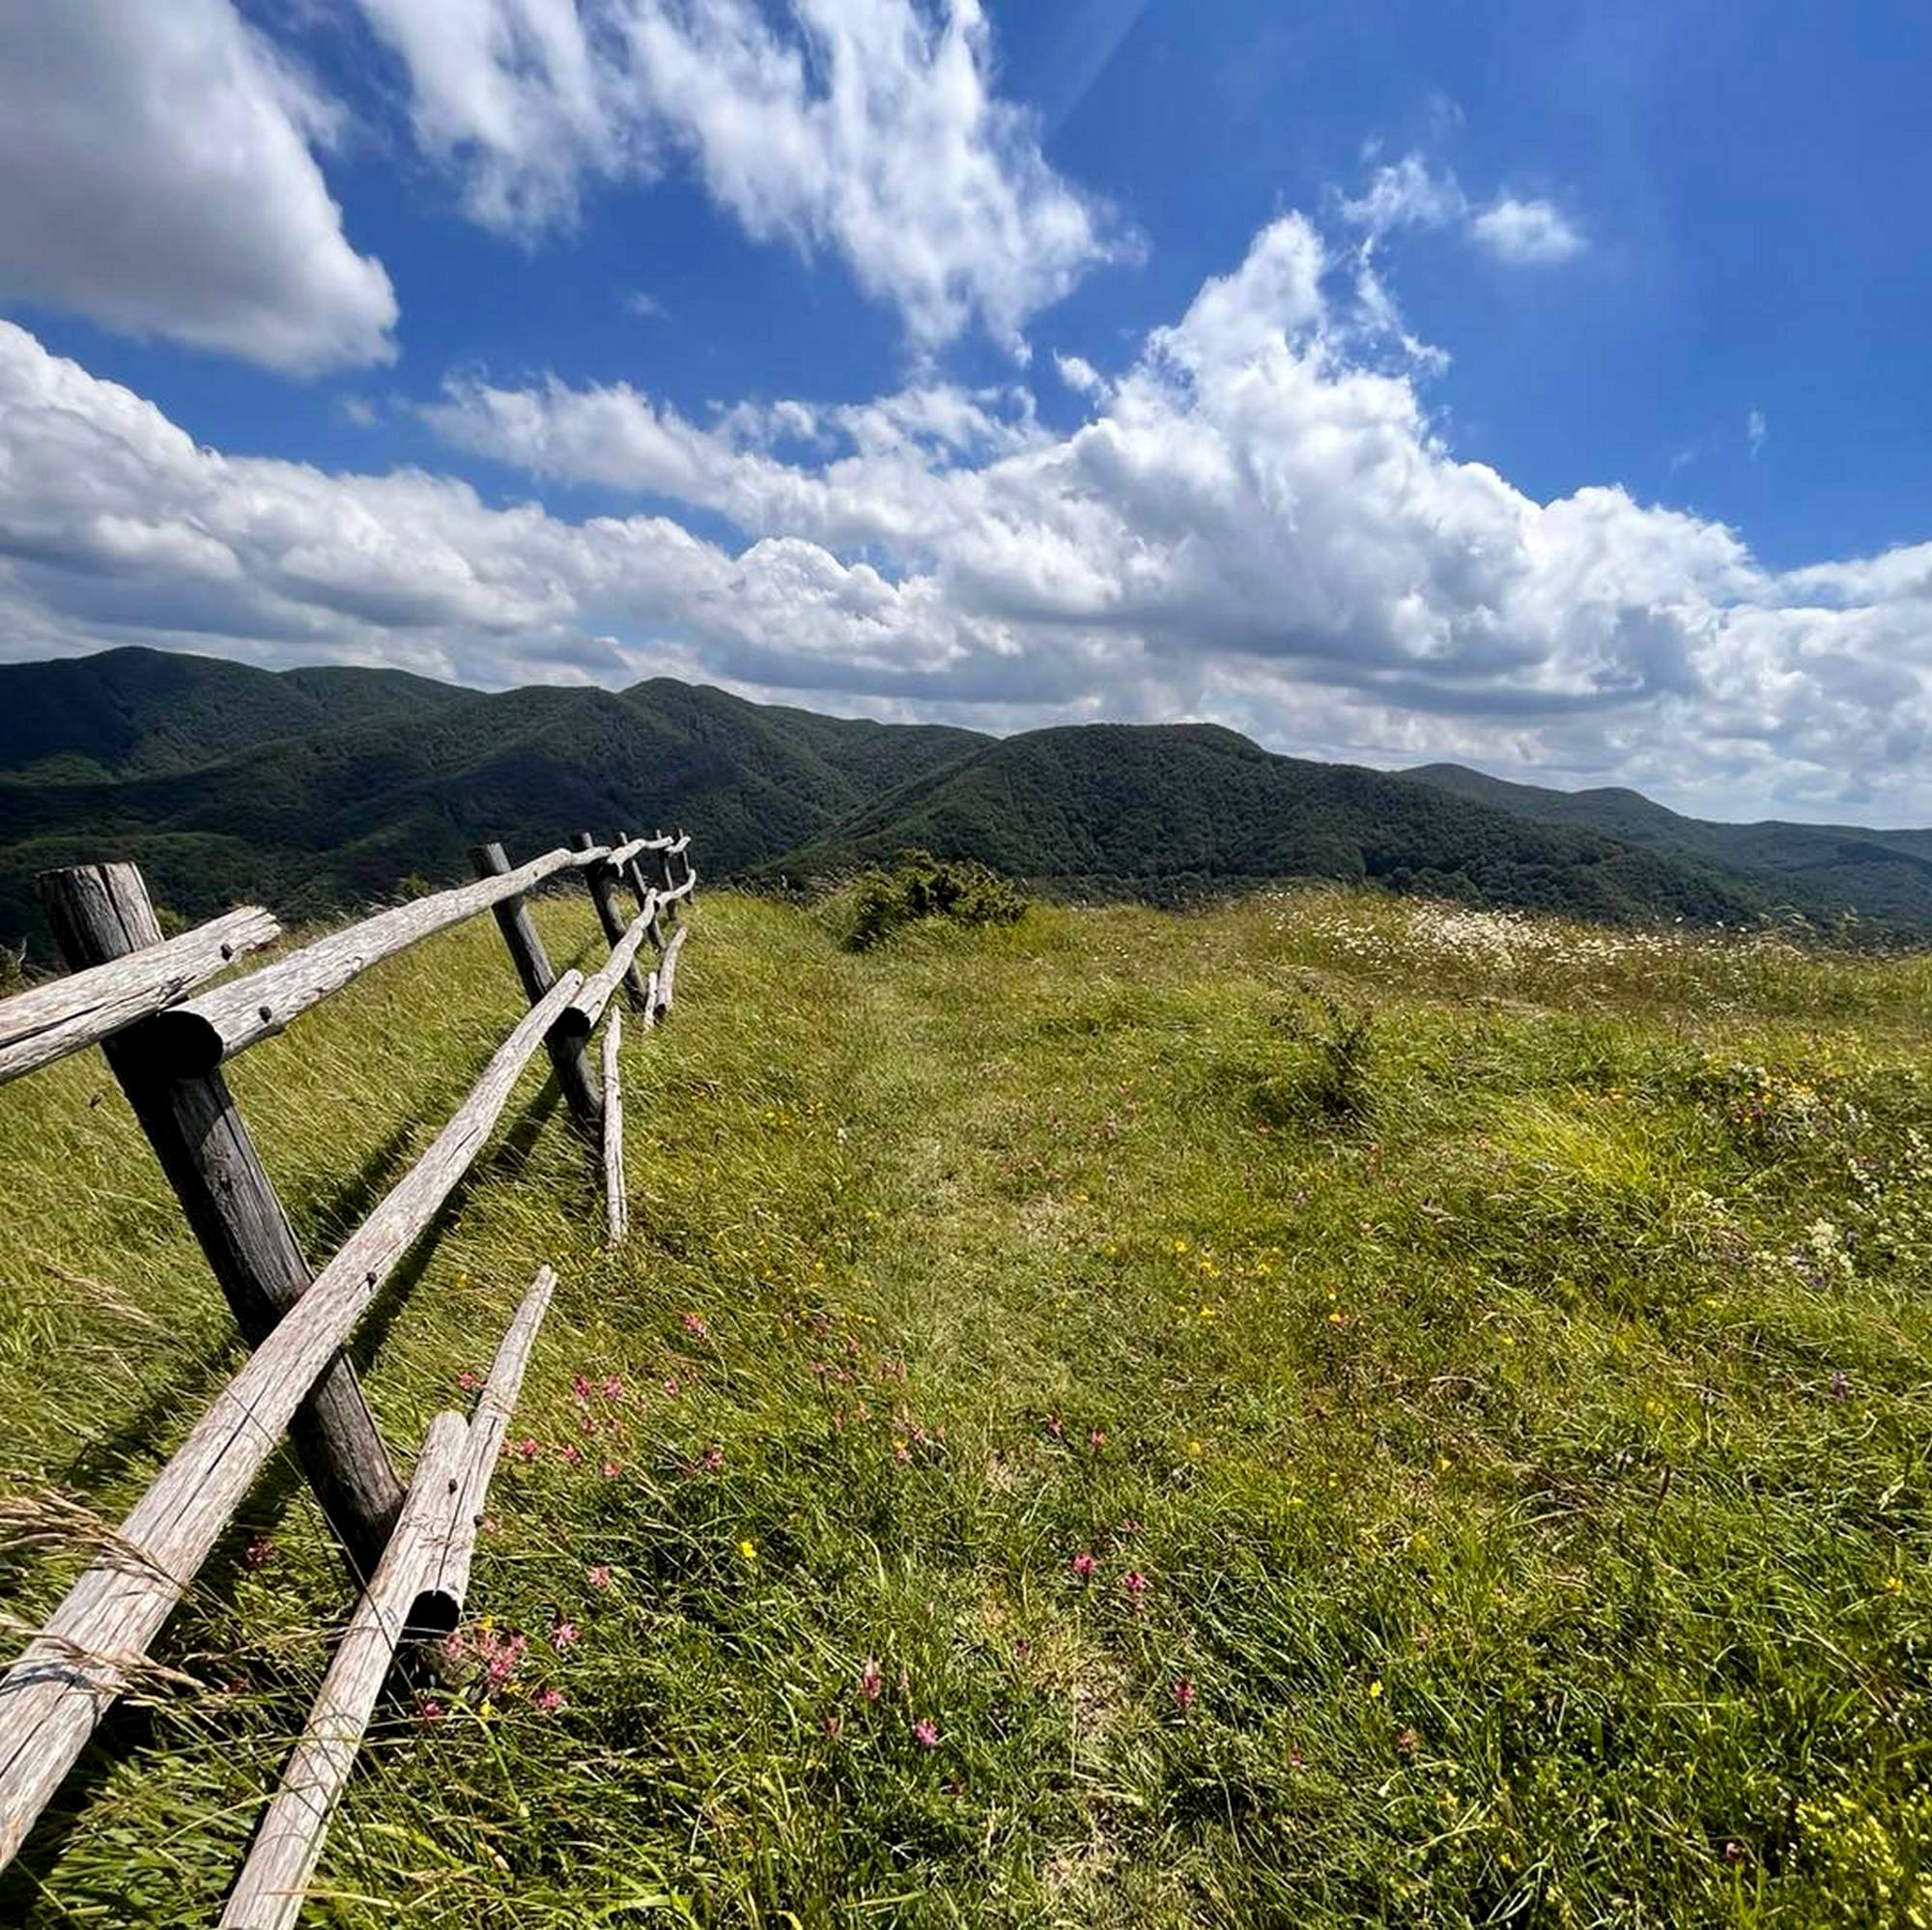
[469,842,602,1128]
[572,832,652,1011]
[617,831,667,947]
[37,864,403,1581]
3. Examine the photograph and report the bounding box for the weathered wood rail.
[0,824,700,1902]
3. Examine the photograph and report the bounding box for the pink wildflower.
[1044,1414,1065,1438]
[1122,1570,1149,1602]
[572,1375,593,1404]
[481,1515,501,1538]
[701,1443,725,1473]
[557,1442,582,1464]
[440,1630,469,1665]
[457,1370,480,1393]
[682,1312,710,1340]
[893,1442,912,1464]
[534,1687,566,1714]
[859,1658,884,1701]
[1070,1551,1097,1581]
[1173,1679,1197,1715]
[415,1698,445,1725]
[243,1532,273,1569]
[1088,1428,1107,1452]
[587,1564,612,1591]
[601,1460,622,1480]
[551,1620,580,1648]
[911,1717,940,1748]
[510,1436,539,1462]
[823,1712,844,1737]
[602,1377,625,1401]
[664,1377,681,1397]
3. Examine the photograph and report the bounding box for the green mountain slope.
[775,723,1766,926]
[0,666,984,949]
[1405,763,1932,934]
[0,645,468,781]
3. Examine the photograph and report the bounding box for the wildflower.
[440,1630,469,1666]
[1088,1429,1106,1452]
[552,1620,580,1648]
[1198,1304,1219,1322]
[1070,1551,1097,1581]
[737,1538,759,1564]
[911,1717,940,1748]
[859,1658,884,1701]
[1186,1439,1204,1458]
[1288,1746,1305,1770]
[1173,1679,1197,1715]
[1884,1575,1904,1595]
[557,1443,582,1465]
[1722,1840,1746,1865]
[572,1375,593,1404]
[1122,1570,1149,1602]
[243,1532,273,1569]
[458,1370,480,1393]
[664,1376,681,1396]
[823,1712,844,1737]
[534,1687,566,1714]
[1830,1369,1851,1401]
[701,1443,725,1473]
[415,1698,445,1725]
[510,1436,540,1462]
[587,1564,612,1591]
[481,1515,501,1538]
[1397,1727,1419,1753]
[602,1377,624,1401]
[682,1312,710,1340]
[601,1461,622,1480]
[1044,1414,1065,1438]
[1367,1679,1383,1700]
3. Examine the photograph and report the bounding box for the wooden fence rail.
[0,825,700,1901]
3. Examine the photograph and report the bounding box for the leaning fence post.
[573,832,651,1011]
[37,864,403,1582]
[469,841,602,1129]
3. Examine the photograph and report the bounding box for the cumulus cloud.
[353,0,1122,351]
[0,0,396,373]
[1469,195,1587,265]
[3,196,1931,818]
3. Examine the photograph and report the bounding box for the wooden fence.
[0,828,698,1920]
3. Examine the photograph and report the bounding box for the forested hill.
[770,723,1765,926]
[1,645,1925,952]
[1405,762,1932,935]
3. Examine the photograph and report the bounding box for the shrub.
[839,850,1031,951]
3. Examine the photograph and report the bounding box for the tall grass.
[1,890,1928,1925]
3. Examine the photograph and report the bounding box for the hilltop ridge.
[0,647,1925,950]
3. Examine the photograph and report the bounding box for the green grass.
[3,888,1931,1925]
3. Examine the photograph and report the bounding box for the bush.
[839,850,1031,951]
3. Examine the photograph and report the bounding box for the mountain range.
[0,646,1921,953]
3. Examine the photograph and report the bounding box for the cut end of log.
[134,1008,230,1079]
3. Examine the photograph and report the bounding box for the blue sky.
[1,0,1928,821]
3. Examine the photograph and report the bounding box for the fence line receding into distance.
[0,827,698,1913]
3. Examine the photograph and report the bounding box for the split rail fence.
[0,827,698,1922]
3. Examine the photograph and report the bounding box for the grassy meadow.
[2,887,1930,1925]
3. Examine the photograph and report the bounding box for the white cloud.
[352,0,1122,352]
[4,197,1931,819]
[0,0,396,373]
[1341,156,1587,269]
[1747,408,1768,459]
[624,291,668,320]
[1469,196,1586,265]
